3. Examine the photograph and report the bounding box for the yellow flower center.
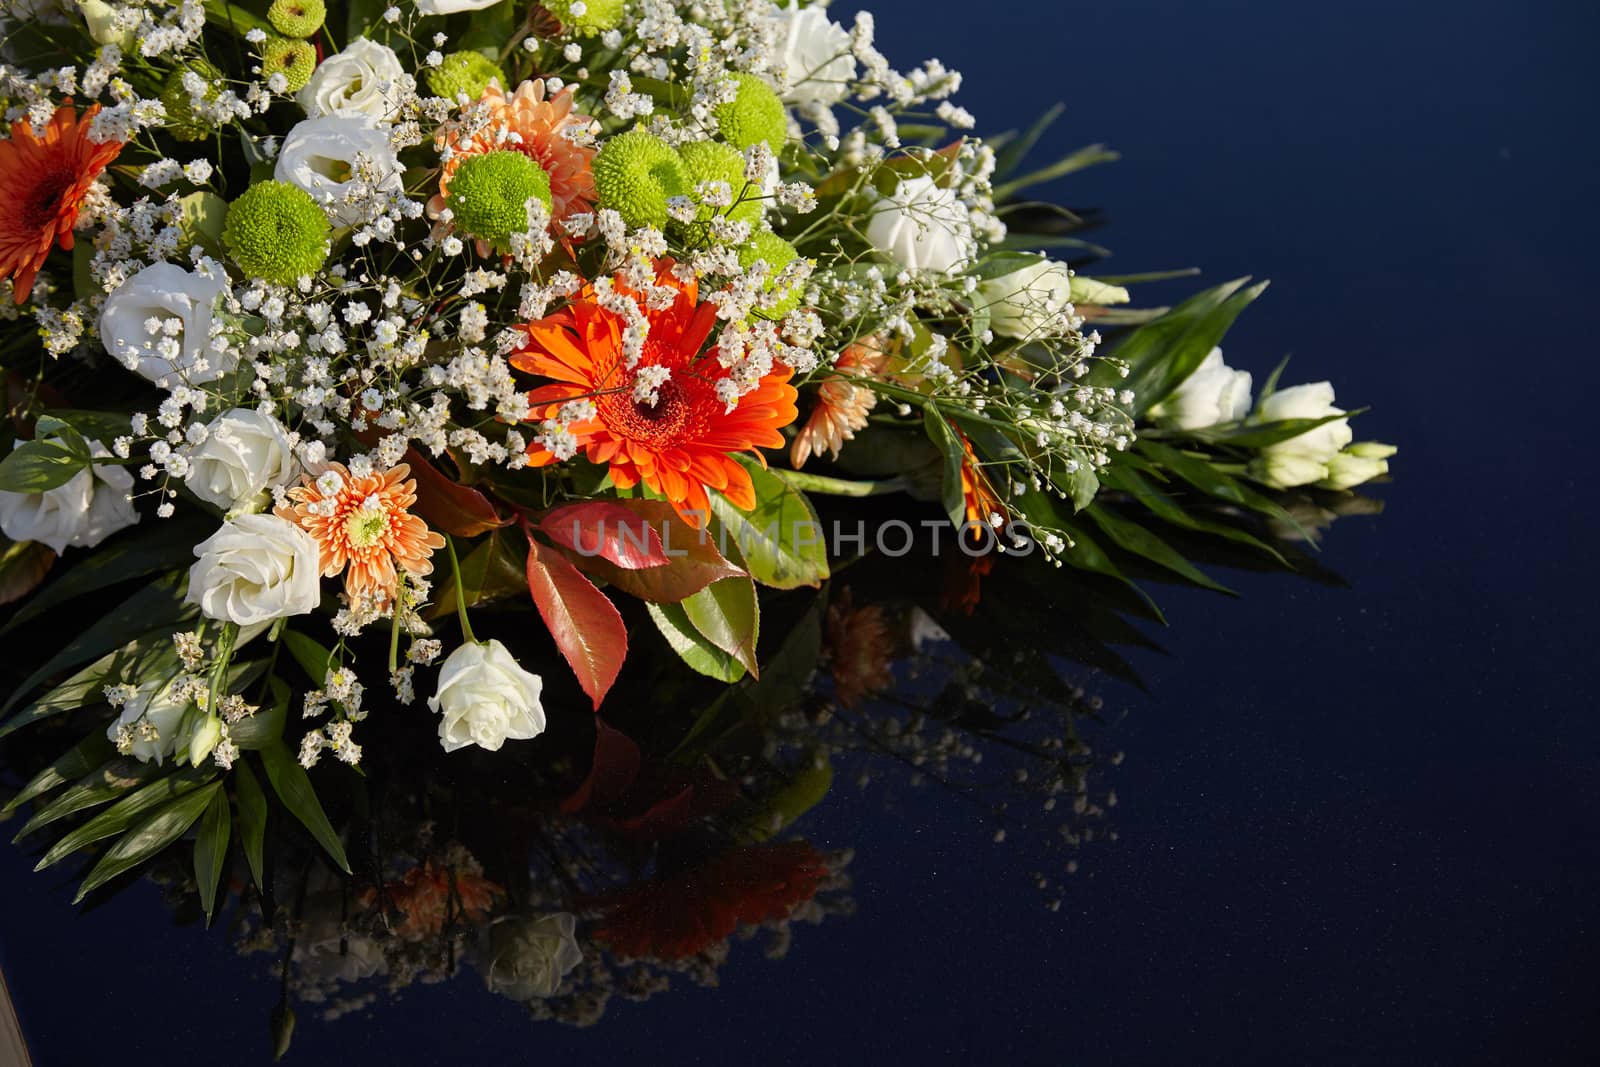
[344,508,390,549]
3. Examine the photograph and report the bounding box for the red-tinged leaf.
[525,536,627,710]
[403,448,507,537]
[573,500,745,603]
[542,501,669,570]
[0,539,54,606]
[561,718,641,813]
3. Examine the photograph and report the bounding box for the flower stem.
[445,536,477,645]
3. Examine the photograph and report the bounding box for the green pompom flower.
[159,58,224,142]
[677,140,762,229]
[738,230,804,318]
[261,37,317,93]
[222,181,332,285]
[446,151,554,254]
[543,0,625,36]
[267,0,325,38]
[425,51,506,103]
[592,130,691,230]
[712,73,788,152]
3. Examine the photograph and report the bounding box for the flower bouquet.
[0,0,1393,950]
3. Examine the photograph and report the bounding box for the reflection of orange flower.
[957,430,1008,536]
[593,842,828,960]
[432,80,595,228]
[511,260,798,526]
[824,588,895,708]
[276,462,446,610]
[0,103,121,304]
[790,338,889,468]
[361,860,502,940]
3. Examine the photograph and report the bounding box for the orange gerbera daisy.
[511,261,799,526]
[790,337,890,468]
[957,430,1009,537]
[0,102,121,304]
[432,80,596,229]
[275,462,446,610]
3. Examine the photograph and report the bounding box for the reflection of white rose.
[275,114,405,227]
[187,513,322,625]
[292,920,388,998]
[976,257,1073,340]
[769,1,856,111]
[0,438,137,553]
[105,677,194,765]
[297,38,410,122]
[428,640,545,753]
[866,175,975,275]
[483,913,583,1001]
[185,408,299,513]
[98,262,233,389]
[1150,347,1254,431]
[1249,381,1353,489]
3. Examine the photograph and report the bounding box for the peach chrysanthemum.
[790,338,890,468]
[275,462,446,610]
[0,102,121,304]
[431,80,596,230]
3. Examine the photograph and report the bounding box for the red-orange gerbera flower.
[790,337,890,468]
[276,462,446,610]
[0,102,121,304]
[957,430,1008,536]
[511,261,798,526]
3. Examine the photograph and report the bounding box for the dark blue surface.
[3,0,1597,1063]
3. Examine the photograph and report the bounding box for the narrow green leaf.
[993,143,1120,202]
[279,629,335,685]
[15,757,158,842]
[33,766,215,870]
[1135,439,1313,541]
[74,783,218,903]
[1083,505,1236,595]
[2,732,115,815]
[992,102,1065,178]
[234,758,268,889]
[647,601,747,683]
[1188,409,1362,450]
[1102,465,1288,566]
[194,785,231,924]
[922,407,968,529]
[261,741,350,873]
[1058,520,1167,624]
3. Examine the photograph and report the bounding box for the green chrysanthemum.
[592,130,691,230]
[677,139,762,229]
[222,181,332,285]
[543,0,625,36]
[738,230,804,318]
[446,151,554,254]
[159,58,224,142]
[267,0,324,38]
[712,73,788,152]
[425,51,505,103]
[261,37,317,93]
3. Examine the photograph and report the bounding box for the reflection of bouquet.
[1,0,1392,920]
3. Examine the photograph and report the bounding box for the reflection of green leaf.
[194,785,231,924]
[745,756,833,841]
[75,783,219,903]
[235,758,268,889]
[33,765,215,870]
[682,573,760,677]
[711,461,829,589]
[1058,519,1166,624]
[647,601,747,683]
[262,740,350,873]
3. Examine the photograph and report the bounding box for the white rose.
[0,438,138,553]
[415,0,500,12]
[1249,381,1354,488]
[976,257,1074,340]
[1149,347,1254,431]
[185,408,299,513]
[866,174,976,275]
[297,38,410,122]
[105,677,195,765]
[187,513,322,625]
[483,913,583,1001]
[429,639,545,753]
[98,261,233,389]
[769,1,857,111]
[275,114,405,227]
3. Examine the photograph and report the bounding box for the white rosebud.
[865,175,975,275]
[1249,381,1354,488]
[975,256,1074,340]
[186,513,322,625]
[185,408,299,514]
[275,114,405,227]
[99,263,233,389]
[769,1,857,110]
[106,678,196,766]
[1149,347,1254,431]
[483,913,583,1001]
[1316,441,1397,491]
[297,38,409,122]
[1068,275,1131,306]
[428,639,545,753]
[0,438,137,553]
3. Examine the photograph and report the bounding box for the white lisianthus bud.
[414,0,501,12]
[0,438,137,553]
[275,114,406,227]
[297,38,410,122]
[483,913,583,1001]
[1316,441,1397,491]
[185,408,299,514]
[78,0,135,48]
[186,513,322,625]
[98,262,233,389]
[1149,347,1254,431]
[106,678,195,765]
[865,175,975,275]
[769,1,857,110]
[428,639,545,753]
[188,716,223,766]
[976,256,1074,340]
[1248,381,1354,488]
[1067,275,1131,306]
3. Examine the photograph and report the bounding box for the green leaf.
[922,407,968,529]
[709,461,829,590]
[176,191,229,259]
[261,741,350,873]
[1083,504,1236,595]
[74,783,218,903]
[647,601,747,683]
[47,409,134,443]
[1187,410,1361,450]
[32,765,215,869]
[992,102,1065,180]
[1058,519,1167,624]
[1135,439,1314,537]
[0,439,89,493]
[992,143,1120,202]
[229,693,286,750]
[2,732,115,815]
[681,573,760,677]
[0,536,54,607]
[194,784,231,924]
[427,527,528,619]
[234,758,268,889]
[1102,464,1288,566]
[279,629,335,685]
[14,757,159,842]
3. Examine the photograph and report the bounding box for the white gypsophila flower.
[105,677,195,765]
[1149,347,1253,431]
[482,913,583,1001]
[769,0,857,110]
[0,438,137,553]
[185,408,299,513]
[428,639,545,753]
[275,113,405,227]
[98,262,233,389]
[1249,381,1354,488]
[186,513,322,625]
[865,174,975,274]
[976,257,1074,340]
[297,37,408,122]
